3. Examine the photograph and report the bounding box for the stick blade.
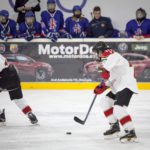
[74,116,85,125]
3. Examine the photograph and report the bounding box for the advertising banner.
[0,39,150,82]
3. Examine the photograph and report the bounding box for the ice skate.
[104,121,120,139]
[120,130,137,143]
[0,109,6,126]
[27,112,38,125]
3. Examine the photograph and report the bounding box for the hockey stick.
[74,80,104,125]
[74,94,97,125]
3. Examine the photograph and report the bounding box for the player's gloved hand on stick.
[94,82,107,95]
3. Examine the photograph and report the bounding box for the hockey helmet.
[73,5,82,12]
[92,42,110,54]
[136,8,146,19]
[25,11,35,25]
[25,11,35,18]
[0,10,9,18]
[47,0,56,4]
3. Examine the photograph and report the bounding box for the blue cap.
[47,0,56,4]
[25,11,35,18]
[73,5,82,12]
[0,10,9,18]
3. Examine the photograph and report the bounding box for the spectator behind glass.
[125,8,150,40]
[0,10,17,41]
[41,0,71,42]
[88,6,114,38]
[14,0,41,24]
[18,11,41,41]
[65,5,89,38]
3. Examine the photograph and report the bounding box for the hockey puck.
[66,132,72,135]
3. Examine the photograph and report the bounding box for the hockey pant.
[100,88,135,131]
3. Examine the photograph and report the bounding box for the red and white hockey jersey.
[101,52,138,94]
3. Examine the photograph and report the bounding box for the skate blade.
[104,132,120,140]
[120,137,138,143]
[30,122,40,126]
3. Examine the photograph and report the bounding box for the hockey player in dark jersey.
[65,5,89,38]
[0,10,17,41]
[41,0,71,42]
[0,54,38,125]
[18,11,41,41]
[125,8,150,40]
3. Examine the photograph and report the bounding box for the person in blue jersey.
[0,10,17,41]
[125,8,150,40]
[18,11,41,41]
[65,5,89,38]
[41,0,71,42]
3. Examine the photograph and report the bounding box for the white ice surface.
[0,90,150,150]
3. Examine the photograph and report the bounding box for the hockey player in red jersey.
[0,54,38,125]
[93,41,138,143]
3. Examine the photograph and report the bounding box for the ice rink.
[0,90,150,150]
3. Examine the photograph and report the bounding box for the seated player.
[0,10,17,41]
[18,11,41,41]
[92,42,138,143]
[88,6,114,38]
[125,8,150,40]
[0,54,38,125]
[41,0,71,42]
[65,5,89,38]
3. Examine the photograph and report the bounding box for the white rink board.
[0,90,150,150]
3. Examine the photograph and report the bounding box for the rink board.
[21,82,150,90]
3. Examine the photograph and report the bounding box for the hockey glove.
[65,32,72,39]
[79,32,86,38]
[47,32,59,42]
[94,82,107,95]
[98,67,110,80]
[25,34,34,41]
[0,34,8,41]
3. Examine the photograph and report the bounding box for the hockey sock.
[13,98,32,115]
[100,96,117,124]
[114,105,134,130]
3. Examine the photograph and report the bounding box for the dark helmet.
[25,11,35,18]
[0,10,9,18]
[92,42,110,54]
[73,5,82,12]
[47,0,56,4]
[136,8,147,19]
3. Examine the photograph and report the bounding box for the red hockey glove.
[99,67,110,80]
[94,82,107,95]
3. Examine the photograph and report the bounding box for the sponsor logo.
[10,44,19,53]
[118,43,128,52]
[133,44,149,51]
[38,44,95,59]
